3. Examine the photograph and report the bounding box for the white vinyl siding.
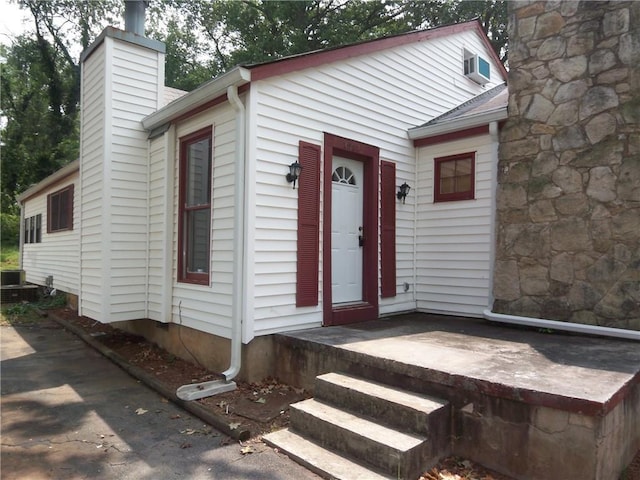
[80,35,164,322]
[170,104,237,339]
[146,134,167,321]
[80,43,107,319]
[22,175,80,295]
[248,29,503,335]
[415,134,495,316]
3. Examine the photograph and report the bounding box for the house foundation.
[114,319,275,383]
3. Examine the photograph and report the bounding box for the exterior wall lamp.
[397,182,411,203]
[286,161,302,189]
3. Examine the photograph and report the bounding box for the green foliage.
[1,213,20,246]
[0,244,20,270]
[0,291,67,326]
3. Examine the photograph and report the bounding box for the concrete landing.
[276,313,640,416]
[273,313,640,480]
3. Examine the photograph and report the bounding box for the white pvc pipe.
[483,309,640,341]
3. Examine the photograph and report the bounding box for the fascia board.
[142,67,252,131]
[408,108,507,140]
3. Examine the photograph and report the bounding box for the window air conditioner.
[464,54,490,85]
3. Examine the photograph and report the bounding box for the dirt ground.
[12,305,638,480]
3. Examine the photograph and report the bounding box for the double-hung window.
[24,214,42,243]
[178,128,212,285]
[47,185,74,232]
[434,152,475,202]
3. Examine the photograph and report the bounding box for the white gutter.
[142,67,251,131]
[483,310,640,341]
[176,84,247,401]
[408,108,507,140]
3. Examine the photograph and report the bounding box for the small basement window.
[47,185,73,233]
[434,152,475,202]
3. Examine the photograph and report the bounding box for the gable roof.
[246,19,507,81]
[408,83,508,140]
[143,19,506,132]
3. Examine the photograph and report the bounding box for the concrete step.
[263,428,393,480]
[290,398,428,479]
[315,372,450,438]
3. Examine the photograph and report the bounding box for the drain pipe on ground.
[176,85,246,401]
[483,309,640,341]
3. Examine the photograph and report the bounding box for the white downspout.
[222,84,246,381]
[484,121,639,342]
[483,310,640,341]
[176,84,246,401]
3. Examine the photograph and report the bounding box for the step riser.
[290,403,427,479]
[315,374,451,438]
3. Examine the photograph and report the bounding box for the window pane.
[36,214,41,242]
[186,209,210,274]
[187,139,211,206]
[440,177,455,194]
[440,161,456,179]
[457,174,472,192]
[456,159,472,176]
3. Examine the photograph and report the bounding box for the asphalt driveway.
[1,318,320,480]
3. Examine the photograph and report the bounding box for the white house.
[18,17,507,380]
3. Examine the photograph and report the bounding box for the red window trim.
[434,152,476,203]
[47,184,74,233]
[178,127,213,285]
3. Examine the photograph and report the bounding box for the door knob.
[358,226,364,247]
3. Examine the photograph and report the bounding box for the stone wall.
[495,1,640,330]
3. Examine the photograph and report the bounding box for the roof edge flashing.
[80,26,165,63]
[408,108,507,140]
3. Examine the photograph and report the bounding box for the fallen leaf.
[229,422,241,430]
[170,414,181,420]
[240,446,254,455]
[180,442,192,449]
[255,397,266,404]
[135,408,148,415]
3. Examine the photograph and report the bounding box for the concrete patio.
[271,313,640,480]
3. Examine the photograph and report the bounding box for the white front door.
[331,157,364,304]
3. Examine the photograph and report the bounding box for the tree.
[0,0,120,213]
[151,0,507,90]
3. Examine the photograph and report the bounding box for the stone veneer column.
[495,1,640,330]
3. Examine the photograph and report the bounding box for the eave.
[408,107,507,141]
[17,159,80,204]
[142,67,252,132]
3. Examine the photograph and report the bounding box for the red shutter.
[296,141,321,307]
[380,160,396,298]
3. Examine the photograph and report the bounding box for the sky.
[0,0,31,44]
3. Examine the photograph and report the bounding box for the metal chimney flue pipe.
[124,0,147,36]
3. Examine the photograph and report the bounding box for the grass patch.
[1,244,19,271]
[0,292,67,326]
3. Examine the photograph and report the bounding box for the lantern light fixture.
[397,182,411,203]
[286,161,302,189]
